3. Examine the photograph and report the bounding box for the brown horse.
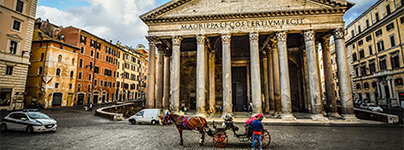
[163,113,207,145]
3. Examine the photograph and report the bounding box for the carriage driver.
[251,114,264,150]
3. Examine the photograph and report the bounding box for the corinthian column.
[170,36,182,113]
[277,31,295,120]
[334,28,356,120]
[196,35,207,117]
[209,50,216,113]
[163,50,171,109]
[155,45,165,108]
[222,34,232,116]
[250,32,262,115]
[304,31,326,120]
[272,42,282,117]
[267,46,275,115]
[146,36,159,108]
[321,35,340,118]
[262,50,270,114]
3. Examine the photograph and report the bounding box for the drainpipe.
[39,42,49,108]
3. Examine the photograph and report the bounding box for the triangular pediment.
[140,0,354,23]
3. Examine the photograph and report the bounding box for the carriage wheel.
[254,130,271,148]
[213,131,228,148]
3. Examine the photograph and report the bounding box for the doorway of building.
[67,93,73,106]
[52,93,62,107]
[190,97,196,110]
[93,92,99,104]
[77,93,84,105]
[232,67,247,112]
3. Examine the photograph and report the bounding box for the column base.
[311,113,329,121]
[342,114,360,122]
[328,112,342,119]
[281,113,296,121]
[269,110,275,116]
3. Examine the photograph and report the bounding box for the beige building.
[141,0,356,120]
[345,0,404,107]
[0,0,37,110]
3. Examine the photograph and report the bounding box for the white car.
[367,104,383,112]
[0,109,57,133]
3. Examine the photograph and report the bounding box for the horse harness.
[177,116,204,130]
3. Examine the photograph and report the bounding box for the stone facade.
[0,0,37,110]
[141,0,356,120]
[345,0,404,108]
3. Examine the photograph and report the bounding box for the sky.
[35,0,378,49]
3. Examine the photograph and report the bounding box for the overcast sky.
[36,0,378,49]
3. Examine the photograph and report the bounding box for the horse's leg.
[177,127,183,145]
[199,127,205,145]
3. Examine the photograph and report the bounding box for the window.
[91,50,94,57]
[386,4,391,15]
[401,16,404,24]
[87,85,91,92]
[351,30,355,37]
[55,83,59,88]
[395,78,403,86]
[88,74,92,81]
[101,80,103,87]
[368,45,373,55]
[372,81,377,88]
[375,12,379,21]
[96,52,99,59]
[366,35,372,42]
[58,55,62,62]
[77,84,81,91]
[90,39,95,47]
[108,82,111,88]
[5,66,13,75]
[94,79,98,86]
[15,0,24,13]
[12,20,21,31]
[366,19,369,28]
[358,40,363,46]
[379,57,387,71]
[79,59,83,68]
[60,45,63,49]
[40,53,44,61]
[78,72,82,79]
[369,61,376,74]
[89,62,93,70]
[360,64,367,76]
[80,35,86,44]
[38,66,43,75]
[0,88,12,106]
[72,58,75,65]
[391,52,400,69]
[352,53,357,61]
[359,49,365,59]
[390,35,396,47]
[69,84,72,89]
[375,29,382,37]
[9,40,18,54]
[386,23,394,31]
[80,47,84,54]
[94,66,99,74]
[104,81,107,87]
[364,82,369,89]
[356,83,361,90]
[354,65,359,77]
[56,68,61,76]
[358,25,361,33]
[70,71,74,78]
[377,41,384,52]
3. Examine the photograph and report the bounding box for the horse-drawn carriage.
[163,112,271,148]
[205,115,271,148]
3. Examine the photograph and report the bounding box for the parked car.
[0,109,57,133]
[359,103,369,109]
[128,109,167,125]
[367,104,383,112]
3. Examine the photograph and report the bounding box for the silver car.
[0,110,57,133]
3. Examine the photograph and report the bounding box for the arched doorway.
[77,93,85,105]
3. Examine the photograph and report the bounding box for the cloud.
[36,0,159,48]
[344,0,378,26]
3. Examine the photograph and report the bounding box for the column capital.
[261,50,268,58]
[196,35,206,45]
[249,32,259,43]
[209,49,216,55]
[266,45,273,54]
[157,44,165,51]
[276,31,287,42]
[303,30,315,42]
[172,36,183,46]
[221,34,231,44]
[333,28,344,39]
[146,36,161,46]
[321,34,332,47]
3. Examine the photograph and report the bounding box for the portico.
[140,0,356,120]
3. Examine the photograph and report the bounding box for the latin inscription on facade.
[181,18,304,30]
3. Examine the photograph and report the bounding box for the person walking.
[251,114,264,150]
[184,106,187,115]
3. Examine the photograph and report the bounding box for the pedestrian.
[243,105,247,112]
[251,114,264,150]
[249,102,253,114]
[219,106,223,113]
[184,106,187,115]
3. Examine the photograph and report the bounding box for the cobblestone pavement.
[0,107,403,150]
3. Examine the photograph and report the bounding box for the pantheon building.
[141,0,356,120]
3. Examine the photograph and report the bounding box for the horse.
[163,113,208,145]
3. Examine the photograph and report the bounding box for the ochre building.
[141,0,357,120]
[345,0,404,108]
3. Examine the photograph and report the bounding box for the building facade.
[25,21,79,108]
[141,0,356,120]
[0,0,37,110]
[345,0,404,107]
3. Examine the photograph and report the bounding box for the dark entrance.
[232,67,247,112]
[77,93,84,105]
[52,93,62,106]
[190,97,196,110]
